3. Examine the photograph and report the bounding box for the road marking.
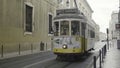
[23,57,55,68]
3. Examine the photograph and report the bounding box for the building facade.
[57,0,93,19]
[0,0,58,54]
[109,11,119,41]
[99,32,106,41]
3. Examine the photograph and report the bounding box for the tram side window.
[81,23,86,36]
[60,21,69,35]
[71,21,80,35]
[54,22,59,36]
[90,30,95,38]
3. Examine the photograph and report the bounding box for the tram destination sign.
[56,8,79,15]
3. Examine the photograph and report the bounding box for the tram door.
[81,23,86,53]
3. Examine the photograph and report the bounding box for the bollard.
[1,45,3,57]
[103,45,105,56]
[19,44,21,55]
[104,45,107,56]
[46,43,47,51]
[40,42,41,51]
[102,48,104,62]
[94,56,96,68]
[31,44,33,53]
[99,50,102,68]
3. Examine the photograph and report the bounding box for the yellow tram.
[52,8,95,60]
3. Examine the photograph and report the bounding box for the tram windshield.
[60,21,69,35]
[53,20,80,36]
[71,21,80,35]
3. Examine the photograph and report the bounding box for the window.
[66,0,70,7]
[88,29,90,37]
[71,21,80,35]
[81,23,86,36]
[49,14,53,34]
[54,21,59,36]
[116,24,120,30]
[90,30,95,38]
[60,21,69,35]
[25,5,33,32]
[57,0,62,4]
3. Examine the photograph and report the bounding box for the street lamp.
[106,28,109,50]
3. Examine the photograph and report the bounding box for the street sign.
[116,24,120,30]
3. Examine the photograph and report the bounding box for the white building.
[71,0,93,21]
[99,32,106,41]
[109,11,119,40]
[57,0,93,19]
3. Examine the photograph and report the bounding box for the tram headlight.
[62,44,67,49]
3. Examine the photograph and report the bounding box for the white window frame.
[66,0,70,8]
[24,2,35,35]
[48,12,54,36]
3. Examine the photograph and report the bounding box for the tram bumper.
[53,48,82,54]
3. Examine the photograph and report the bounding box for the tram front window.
[71,21,80,35]
[60,21,69,35]
[54,22,59,36]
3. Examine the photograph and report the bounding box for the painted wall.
[0,0,57,54]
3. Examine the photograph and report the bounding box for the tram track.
[25,57,73,68]
[43,60,60,68]
[33,52,94,68]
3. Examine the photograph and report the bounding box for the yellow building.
[0,0,58,54]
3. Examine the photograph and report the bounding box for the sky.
[87,0,119,33]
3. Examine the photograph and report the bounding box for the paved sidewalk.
[0,49,49,60]
[0,41,104,60]
[102,44,120,68]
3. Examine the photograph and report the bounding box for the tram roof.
[54,8,86,20]
[54,14,85,20]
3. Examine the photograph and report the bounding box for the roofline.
[85,0,93,13]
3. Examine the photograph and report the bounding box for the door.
[81,23,87,53]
